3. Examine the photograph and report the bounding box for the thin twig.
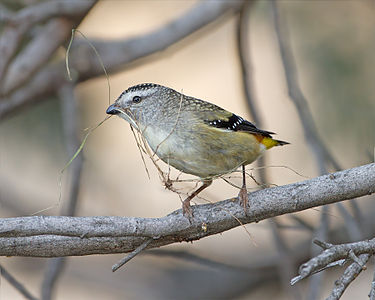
[291,259,346,286]
[112,238,153,272]
[0,263,39,300]
[326,253,371,300]
[313,239,333,250]
[294,237,375,285]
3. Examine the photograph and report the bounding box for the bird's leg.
[239,165,248,213]
[183,179,212,218]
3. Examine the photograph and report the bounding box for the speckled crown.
[125,83,162,93]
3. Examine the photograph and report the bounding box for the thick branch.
[0,163,373,257]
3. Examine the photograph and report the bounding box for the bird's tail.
[261,137,290,149]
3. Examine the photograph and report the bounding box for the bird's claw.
[182,200,194,223]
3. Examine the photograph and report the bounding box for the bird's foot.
[182,199,194,223]
[238,186,249,215]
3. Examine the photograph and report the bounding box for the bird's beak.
[106,104,121,115]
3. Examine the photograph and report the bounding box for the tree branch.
[327,253,371,300]
[292,238,375,287]
[0,163,373,257]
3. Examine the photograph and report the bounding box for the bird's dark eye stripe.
[132,96,142,103]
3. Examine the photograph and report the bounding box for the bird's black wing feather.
[205,113,274,137]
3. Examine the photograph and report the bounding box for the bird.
[106,83,288,218]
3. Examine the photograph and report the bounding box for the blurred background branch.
[41,84,83,300]
[270,1,371,298]
[0,264,38,300]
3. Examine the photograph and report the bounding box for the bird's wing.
[183,96,274,137]
[203,111,273,137]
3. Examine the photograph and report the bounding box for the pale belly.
[143,126,264,179]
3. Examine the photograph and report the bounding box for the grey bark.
[0,163,373,257]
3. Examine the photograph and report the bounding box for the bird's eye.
[132,96,142,103]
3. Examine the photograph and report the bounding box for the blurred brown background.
[0,1,374,299]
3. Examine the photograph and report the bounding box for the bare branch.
[293,238,375,285]
[0,264,39,300]
[112,238,153,272]
[326,253,371,300]
[0,163,373,258]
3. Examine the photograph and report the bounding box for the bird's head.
[106,83,172,129]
